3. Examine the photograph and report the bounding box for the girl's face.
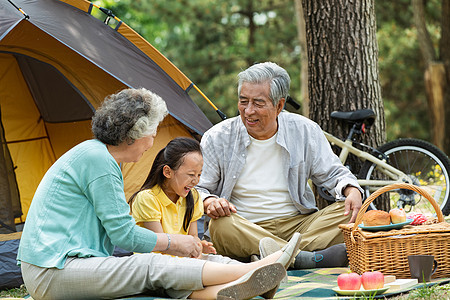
[163,152,203,202]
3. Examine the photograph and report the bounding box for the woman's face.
[125,134,156,162]
[163,152,203,202]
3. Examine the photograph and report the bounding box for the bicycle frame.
[324,132,412,188]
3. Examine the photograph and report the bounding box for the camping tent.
[0,0,213,232]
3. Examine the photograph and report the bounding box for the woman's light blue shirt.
[17,139,157,269]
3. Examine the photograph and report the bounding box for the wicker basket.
[339,183,450,279]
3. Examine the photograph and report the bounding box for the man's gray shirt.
[196,111,362,215]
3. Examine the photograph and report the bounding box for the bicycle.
[318,108,450,216]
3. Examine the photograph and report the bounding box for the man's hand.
[204,197,237,219]
[343,186,362,223]
[158,234,202,258]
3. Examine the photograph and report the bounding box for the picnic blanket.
[113,267,450,299]
[17,267,450,299]
[272,267,449,299]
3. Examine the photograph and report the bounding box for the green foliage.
[376,0,441,142]
[94,0,301,123]
[377,23,430,141]
[94,0,441,143]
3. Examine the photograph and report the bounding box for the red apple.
[337,272,361,290]
[361,271,384,290]
[389,208,407,224]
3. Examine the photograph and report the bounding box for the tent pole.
[6,0,29,19]
[193,84,227,120]
[90,3,122,25]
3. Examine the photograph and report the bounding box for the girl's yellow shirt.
[132,184,203,235]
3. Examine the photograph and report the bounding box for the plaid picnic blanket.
[23,267,450,299]
[276,267,347,299]
[274,267,450,299]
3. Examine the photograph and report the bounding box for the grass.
[0,285,27,298]
[389,282,450,299]
[3,283,450,299]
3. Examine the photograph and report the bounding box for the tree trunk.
[424,63,445,150]
[412,0,446,152]
[294,0,309,116]
[302,0,386,209]
[441,1,450,156]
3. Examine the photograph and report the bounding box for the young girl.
[128,137,303,299]
[129,137,216,258]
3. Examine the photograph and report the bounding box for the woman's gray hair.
[237,62,290,106]
[92,88,168,146]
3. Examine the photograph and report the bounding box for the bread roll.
[362,210,390,226]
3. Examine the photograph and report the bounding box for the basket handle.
[350,183,445,243]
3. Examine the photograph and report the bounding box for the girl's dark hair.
[129,137,202,232]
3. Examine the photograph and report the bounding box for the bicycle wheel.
[359,138,450,216]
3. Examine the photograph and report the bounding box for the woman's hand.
[168,234,202,258]
[155,233,202,258]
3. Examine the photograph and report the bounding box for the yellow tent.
[0,0,213,231]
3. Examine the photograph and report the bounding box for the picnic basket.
[339,183,450,279]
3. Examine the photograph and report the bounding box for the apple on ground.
[337,272,361,290]
[361,271,384,290]
[389,208,407,224]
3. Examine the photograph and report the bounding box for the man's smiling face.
[238,81,285,140]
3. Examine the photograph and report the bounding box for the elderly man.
[196,62,363,269]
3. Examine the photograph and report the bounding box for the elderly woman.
[17,88,299,300]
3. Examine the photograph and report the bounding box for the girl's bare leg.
[202,250,282,286]
[188,251,282,299]
[189,283,227,299]
[189,232,302,299]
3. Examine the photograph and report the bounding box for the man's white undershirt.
[230,133,298,223]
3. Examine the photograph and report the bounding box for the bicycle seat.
[330,109,376,127]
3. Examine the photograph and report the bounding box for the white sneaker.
[217,263,286,300]
[259,237,282,259]
[258,233,301,298]
[261,233,301,270]
[250,254,260,262]
[277,232,302,269]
